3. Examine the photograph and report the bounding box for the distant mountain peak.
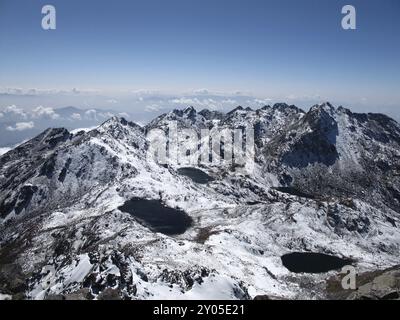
[102,115,128,126]
[97,116,142,136]
[272,103,290,109]
[270,103,304,114]
[171,106,197,117]
[183,106,196,113]
[198,109,225,120]
[227,106,244,114]
[310,102,335,114]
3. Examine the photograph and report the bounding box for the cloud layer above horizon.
[1,87,399,124]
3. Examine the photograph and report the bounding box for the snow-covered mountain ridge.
[0,102,399,300]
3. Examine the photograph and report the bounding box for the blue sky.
[0,0,399,117]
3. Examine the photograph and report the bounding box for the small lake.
[281,252,353,273]
[118,198,193,235]
[177,167,215,184]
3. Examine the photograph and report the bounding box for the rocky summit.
[0,102,399,300]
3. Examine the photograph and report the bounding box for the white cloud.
[132,89,160,95]
[98,112,115,118]
[6,121,35,131]
[171,97,195,105]
[0,112,3,118]
[253,98,273,105]
[193,88,210,95]
[3,105,27,118]
[0,88,24,95]
[71,113,82,120]
[170,97,219,110]
[144,104,162,112]
[31,106,60,119]
[221,99,237,105]
[118,112,130,118]
[84,109,98,120]
[286,93,322,102]
[106,99,118,104]
[0,87,100,96]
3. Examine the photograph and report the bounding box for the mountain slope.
[264,102,400,213]
[0,103,399,300]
